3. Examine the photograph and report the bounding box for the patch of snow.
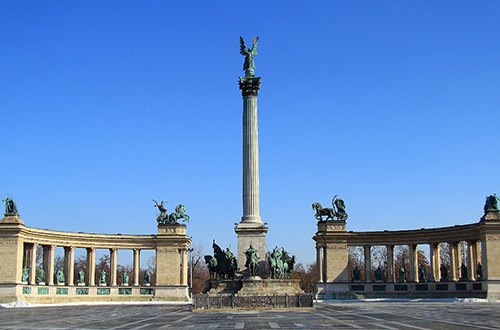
[317,298,494,303]
[1,300,191,308]
[0,301,30,308]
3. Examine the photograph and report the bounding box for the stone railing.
[193,293,314,309]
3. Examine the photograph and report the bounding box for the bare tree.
[95,254,110,285]
[293,262,317,293]
[73,254,87,285]
[394,246,429,282]
[348,246,365,282]
[188,244,208,294]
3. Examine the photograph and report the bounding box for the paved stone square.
[0,301,499,329]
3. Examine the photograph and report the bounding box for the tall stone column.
[235,75,268,275]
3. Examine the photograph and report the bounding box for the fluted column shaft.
[239,76,262,224]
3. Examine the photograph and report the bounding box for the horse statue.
[312,195,348,222]
[205,240,237,280]
[283,255,296,279]
[204,255,218,280]
[168,204,190,223]
[244,243,259,277]
[312,202,335,221]
[268,247,295,279]
[267,248,280,279]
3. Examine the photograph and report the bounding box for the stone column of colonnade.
[364,245,371,282]
[468,240,480,280]
[133,249,140,286]
[181,248,188,285]
[28,243,37,285]
[86,247,96,286]
[316,245,324,283]
[430,243,440,282]
[43,245,55,285]
[386,245,395,282]
[450,241,460,281]
[110,248,117,286]
[408,244,417,282]
[64,246,75,285]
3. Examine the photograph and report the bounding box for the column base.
[235,223,268,278]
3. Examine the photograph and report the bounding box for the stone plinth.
[0,214,23,224]
[204,279,242,295]
[152,285,190,302]
[203,278,304,297]
[234,223,268,277]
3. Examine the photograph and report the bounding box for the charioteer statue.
[312,195,348,222]
[153,199,190,224]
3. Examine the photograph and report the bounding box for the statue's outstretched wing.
[251,37,259,55]
[239,36,247,55]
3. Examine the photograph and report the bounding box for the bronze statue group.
[204,240,296,280]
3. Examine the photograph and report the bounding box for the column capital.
[238,76,261,97]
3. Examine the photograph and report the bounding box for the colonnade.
[0,217,191,303]
[313,209,500,299]
[22,244,190,287]
[332,240,481,283]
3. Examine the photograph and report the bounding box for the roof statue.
[3,194,18,215]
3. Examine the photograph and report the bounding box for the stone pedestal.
[234,224,268,277]
[152,285,190,302]
[203,278,304,297]
[0,214,23,225]
[204,279,242,295]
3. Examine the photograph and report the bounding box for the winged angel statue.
[240,36,259,76]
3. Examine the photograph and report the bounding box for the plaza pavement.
[0,300,499,329]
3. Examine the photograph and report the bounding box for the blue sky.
[2,2,500,265]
